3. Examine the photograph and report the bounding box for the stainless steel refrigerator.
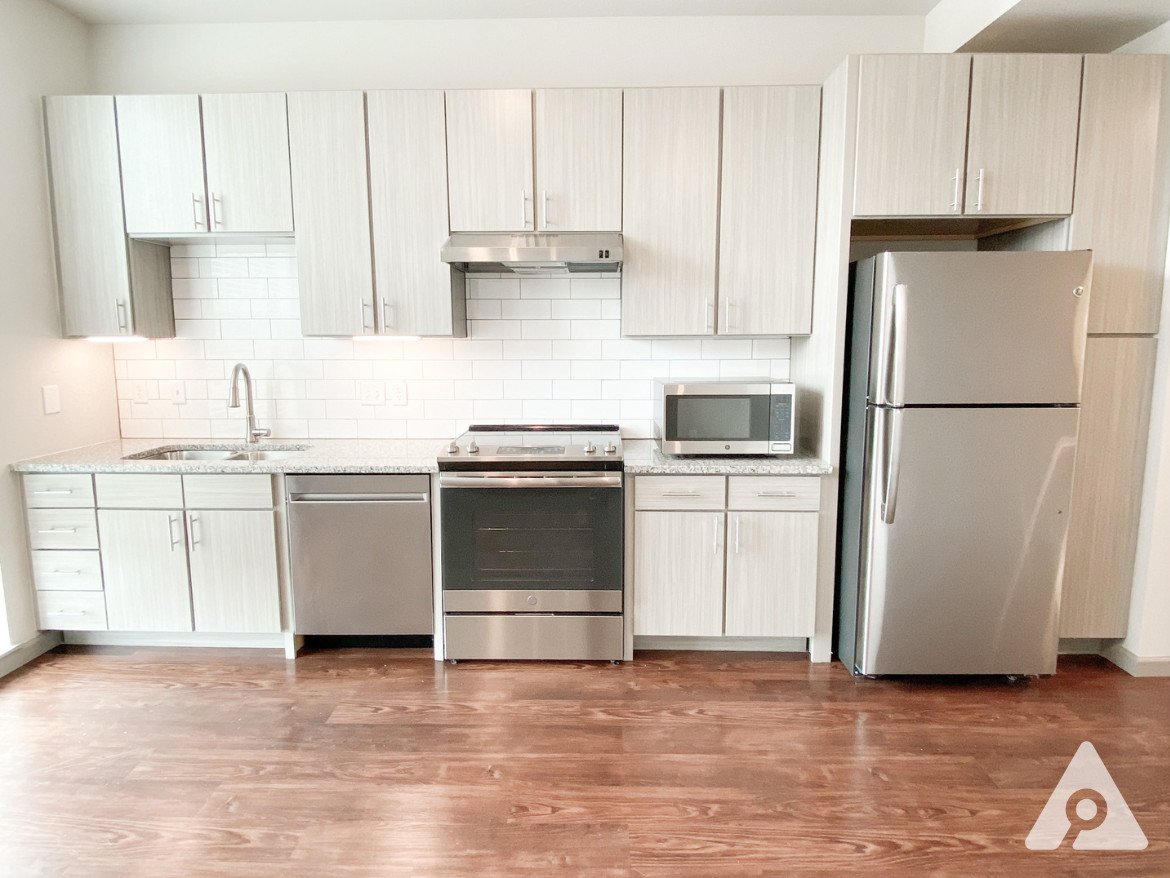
[837,250,1092,676]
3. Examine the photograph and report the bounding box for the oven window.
[666,394,769,441]
[441,487,623,591]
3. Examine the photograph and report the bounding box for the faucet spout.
[228,362,271,443]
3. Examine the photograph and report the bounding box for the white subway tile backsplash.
[116,256,791,440]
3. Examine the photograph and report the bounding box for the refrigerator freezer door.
[868,250,1091,406]
[854,405,1078,675]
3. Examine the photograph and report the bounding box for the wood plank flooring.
[0,647,1166,876]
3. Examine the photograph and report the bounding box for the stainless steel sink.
[228,450,305,461]
[133,449,239,461]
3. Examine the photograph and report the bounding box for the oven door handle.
[439,472,622,488]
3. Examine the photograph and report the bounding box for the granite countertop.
[10,438,447,475]
[621,440,832,475]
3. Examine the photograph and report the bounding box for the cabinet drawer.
[27,508,99,550]
[37,590,108,631]
[727,476,821,511]
[23,473,95,508]
[95,474,184,508]
[183,474,274,509]
[635,476,726,510]
[32,551,103,591]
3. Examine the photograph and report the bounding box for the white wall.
[1118,19,1170,54]
[0,0,120,649]
[88,16,924,93]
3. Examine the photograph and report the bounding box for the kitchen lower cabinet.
[187,510,281,633]
[633,511,725,637]
[98,509,194,632]
[632,475,820,639]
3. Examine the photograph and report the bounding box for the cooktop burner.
[439,424,623,471]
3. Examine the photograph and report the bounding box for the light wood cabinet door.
[201,93,294,233]
[965,54,1082,217]
[98,509,193,632]
[853,54,971,217]
[116,95,208,234]
[633,511,724,636]
[719,86,820,335]
[44,96,131,337]
[622,87,721,336]
[368,90,464,337]
[724,511,817,637]
[446,89,534,232]
[1070,55,1170,335]
[187,510,281,633]
[287,91,374,337]
[1061,337,1158,639]
[534,88,622,232]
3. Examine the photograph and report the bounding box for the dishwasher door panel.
[288,477,433,635]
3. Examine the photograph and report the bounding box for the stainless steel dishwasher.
[287,474,433,635]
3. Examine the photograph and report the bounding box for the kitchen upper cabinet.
[199,93,294,233]
[1061,337,1158,639]
[965,54,1082,216]
[633,511,725,637]
[446,89,535,232]
[116,95,207,235]
[622,87,721,336]
[724,511,818,637]
[718,86,820,336]
[367,90,466,338]
[187,510,281,633]
[98,509,194,632]
[853,54,972,217]
[117,93,294,235]
[533,88,622,231]
[1069,54,1170,335]
[287,91,375,337]
[43,96,174,338]
[853,54,1082,218]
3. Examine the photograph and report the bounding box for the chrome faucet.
[228,363,271,443]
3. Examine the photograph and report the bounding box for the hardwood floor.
[0,648,1165,876]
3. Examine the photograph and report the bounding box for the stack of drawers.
[24,473,107,630]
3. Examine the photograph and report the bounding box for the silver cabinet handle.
[116,300,130,333]
[44,570,82,576]
[703,296,715,334]
[37,528,77,534]
[32,489,73,496]
[723,299,736,334]
[712,514,721,556]
[974,168,985,212]
[661,490,700,497]
[950,168,962,212]
[192,192,204,229]
[46,610,88,617]
[380,298,393,332]
[358,300,373,334]
[520,189,529,229]
[167,514,181,552]
[188,513,201,551]
[756,490,797,498]
[542,189,549,228]
[734,514,741,554]
[210,191,223,229]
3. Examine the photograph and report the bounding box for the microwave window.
[672,396,757,441]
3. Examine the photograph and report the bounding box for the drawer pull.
[46,610,88,617]
[37,528,78,534]
[662,490,700,497]
[44,570,82,577]
[32,489,74,496]
[756,491,797,498]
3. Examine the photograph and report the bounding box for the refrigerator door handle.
[881,407,903,524]
[889,283,908,406]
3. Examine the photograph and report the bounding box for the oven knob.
[446,442,459,455]
[604,442,617,454]
[467,440,480,454]
[526,594,538,606]
[583,441,596,454]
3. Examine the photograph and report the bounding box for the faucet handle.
[250,427,272,442]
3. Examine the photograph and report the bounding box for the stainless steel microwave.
[653,379,796,455]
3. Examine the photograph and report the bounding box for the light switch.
[359,380,386,406]
[41,385,61,415]
[167,383,187,405]
[388,381,408,406]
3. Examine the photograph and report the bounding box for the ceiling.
[960,0,1170,52]
[49,0,944,26]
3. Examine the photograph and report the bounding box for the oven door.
[439,472,623,614]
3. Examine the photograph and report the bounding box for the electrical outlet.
[41,385,61,415]
[359,380,386,406]
[131,381,149,403]
[388,381,408,406]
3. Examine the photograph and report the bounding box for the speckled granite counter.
[10,438,446,475]
[622,440,832,475]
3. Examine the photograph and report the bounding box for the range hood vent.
[441,232,622,275]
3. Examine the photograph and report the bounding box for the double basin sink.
[126,445,309,463]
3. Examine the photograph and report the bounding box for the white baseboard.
[634,636,808,653]
[63,631,286,650]
[0,632,62,679]
[1100,643,1170,677]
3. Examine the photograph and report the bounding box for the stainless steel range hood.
[441,232,622,275]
